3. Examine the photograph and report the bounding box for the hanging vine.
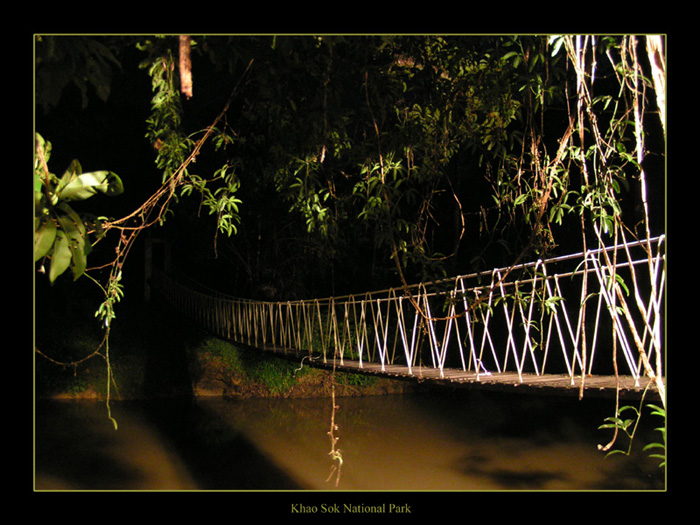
[35,35,251,426]
[553,35,666,463]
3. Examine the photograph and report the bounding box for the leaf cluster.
[34,133,124,283]
[138,37,242,238]
[599,402,666,469]
[224,36,530,280]
[643,403,666,469]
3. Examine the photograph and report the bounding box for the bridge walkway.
[152,235,665,401]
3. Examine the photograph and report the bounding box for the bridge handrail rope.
[151,234,665,393]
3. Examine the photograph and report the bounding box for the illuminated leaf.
[34,219,57,261]
[58,170,124,201]
[57,211,88,279]
[49,230,71,283]
[514,193,529,206]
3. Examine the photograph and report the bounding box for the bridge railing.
[152,235,665,388]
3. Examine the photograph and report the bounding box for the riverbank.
[35,299,416,401]
[40,344,417,401]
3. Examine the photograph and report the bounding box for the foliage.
[247,358,299,396]
[186,36,542,291]
[34,33,665,299]
[35,36,665,455]
[201,336,306,396]
[598,401,666,470]
[137,37,242,240]
[643,403,666,469]
[45,34,656,296]
[599,404,642,456]
[34,133,124,283]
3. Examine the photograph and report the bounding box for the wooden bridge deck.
[253,344,661,400]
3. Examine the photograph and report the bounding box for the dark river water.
[34,390,664,492]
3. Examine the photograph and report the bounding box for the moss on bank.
[193,336,413,399]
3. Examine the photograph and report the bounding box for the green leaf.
[34,219,57,261]
[604,449,627,458]
[57,170,124,201]
[56,211,89,279]
[514,193,529,206]
[34,169,44,194]
[54,159,83,200]
[613,273,629,297]
[34,134,50,166]
[49,230,72,283]
[647,404,665,417]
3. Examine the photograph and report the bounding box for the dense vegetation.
[35,35,665,298]
[34,35,666,461]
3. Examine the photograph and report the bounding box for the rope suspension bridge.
[151,235,665,400]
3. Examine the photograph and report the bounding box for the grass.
[197,336,315,397]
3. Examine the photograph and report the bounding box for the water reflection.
[34,398,299,490]
[34,391,664,491]
[35,400,198,490]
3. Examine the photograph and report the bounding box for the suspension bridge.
[151,235,665,400]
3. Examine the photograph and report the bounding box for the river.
[34,390,664,492]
